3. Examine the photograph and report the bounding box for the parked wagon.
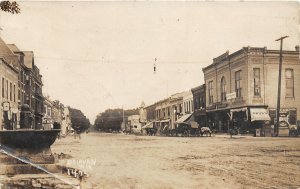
[142,122,157,136]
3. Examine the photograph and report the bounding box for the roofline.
[202,46,300,72]
[0,57,19,73]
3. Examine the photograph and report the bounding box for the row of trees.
[69,108,90,133]
[94,108,139,132]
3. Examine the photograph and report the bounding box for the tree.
[94,108,139,132]
[69,107,90,133]
[0,1,20,14]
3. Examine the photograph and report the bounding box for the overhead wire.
[35,56,211,65]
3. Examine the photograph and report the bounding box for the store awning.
[176,113,192,124]
[250,108,271,122]
[230,107,247,113]
[142,122,153,129]
[230,107,248,120]
[160,119,170,123]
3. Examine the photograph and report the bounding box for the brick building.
[202,46,300,133]
[7,42,44,129]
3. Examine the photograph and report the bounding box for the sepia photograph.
[0,1,299,188]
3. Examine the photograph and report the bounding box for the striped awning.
[176,113,192,124]
[250,108,270,122]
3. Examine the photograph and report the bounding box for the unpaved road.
[52,133,300,189]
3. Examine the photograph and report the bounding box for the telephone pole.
[275,35,288,136]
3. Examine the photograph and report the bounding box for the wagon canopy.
[176,113,193,125]
[142,122,153,129]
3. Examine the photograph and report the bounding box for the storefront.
[157,119,170,135]
[193,109,207,128]
[206,109,230,133]
[230,107,271,134]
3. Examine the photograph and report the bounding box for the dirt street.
[52,133,300,189]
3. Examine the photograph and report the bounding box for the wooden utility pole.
[275,36,288,136]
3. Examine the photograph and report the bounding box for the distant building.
[145,103,156,122]
[52,100,64,125]
[182,91,193,114]
[43,95,54,129]
[139,101,147,124]
[7,42,44,129]
[61,107,72,135]
[202,46,300,133]
[154,92,185,132]
[191,84,206,127]
[127,115,141,130]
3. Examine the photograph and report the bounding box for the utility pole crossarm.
[275,36,289,42]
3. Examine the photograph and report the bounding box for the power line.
[35,56,211,65]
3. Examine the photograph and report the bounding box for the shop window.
[288,110,297,125]
[253,68,261,96]
[221,76,226,102]
[208,81,213,104]
[235,70,242,98]
[286,69,294,97]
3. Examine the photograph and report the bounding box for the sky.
[0,1,299,122]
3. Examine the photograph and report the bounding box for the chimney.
[295,45,299,52]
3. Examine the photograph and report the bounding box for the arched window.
[221,77,226,102]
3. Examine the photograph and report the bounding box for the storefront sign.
[226,92,236,100]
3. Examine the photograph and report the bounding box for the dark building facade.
[8,45,44,129]
[191,84,206,127]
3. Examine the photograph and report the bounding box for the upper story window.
[13,85,16,102]
[286,69,294,97]
[253,68,261,96]
[208,81,213,104]
[221,77,226,102]
[6,80,8,100]
[179,104,182,113]
[10,83,12,101]
[198,97,201,109]
[2,78,4,98]
[235,70,242,98]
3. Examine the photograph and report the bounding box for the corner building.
[202,46,300,133]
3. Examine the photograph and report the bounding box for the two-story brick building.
[203,46,300,134]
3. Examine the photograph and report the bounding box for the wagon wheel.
[172,130,176,137]
[183,130,189,137]
[196,129,200,137]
